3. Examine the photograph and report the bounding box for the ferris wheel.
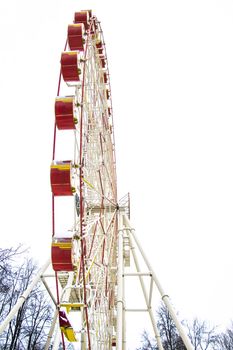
[0,9,194,350]
[50,9,118,348]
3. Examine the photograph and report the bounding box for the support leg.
[125,224,163,350]
[116,214,124,350]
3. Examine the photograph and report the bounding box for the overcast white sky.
[0,0,233,348]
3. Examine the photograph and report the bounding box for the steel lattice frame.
[51,11,118,349]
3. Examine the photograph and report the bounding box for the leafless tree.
[185,318,219,350]
[137,303,223,350]
[137,304,185,350]
[216,321,233,349]
[157,304,186,350]
[0,247,54,349]
[137,330,158,350]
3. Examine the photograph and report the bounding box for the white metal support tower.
[115,210,193,350]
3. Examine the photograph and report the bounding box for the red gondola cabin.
[50,161,74,196]
[61,52,81,82]
[51,238,73,271]
[55,97,76,130]
[68,24,85,51]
